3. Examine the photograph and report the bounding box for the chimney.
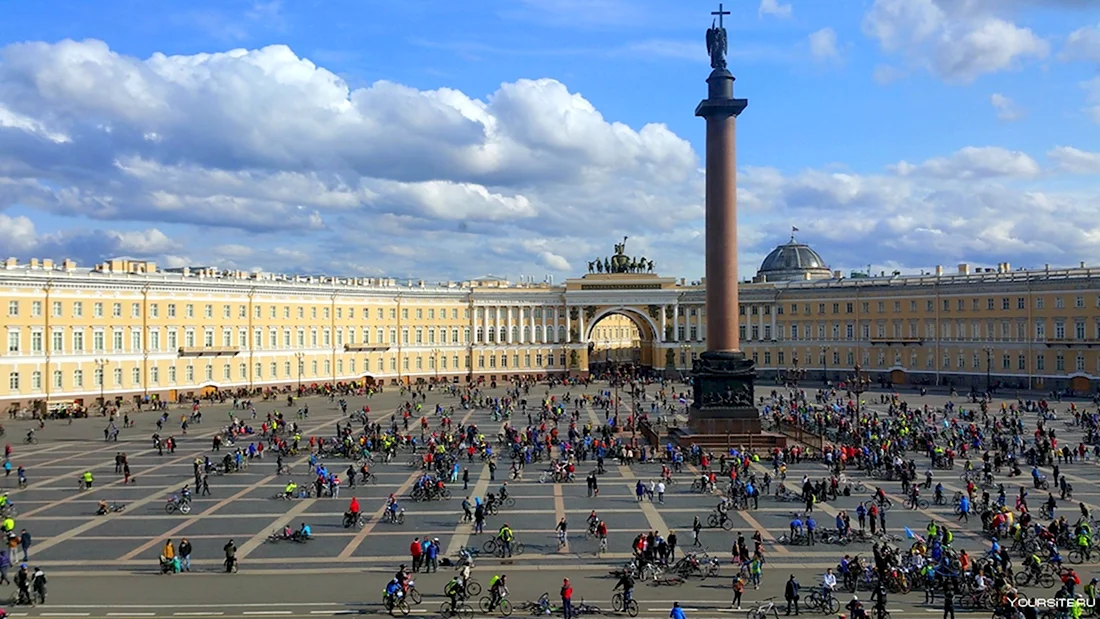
[1081,261,1086,269]
[935,265,944,276]
[833,270,842,279]
[29,258,38,269]
[62,259,76,271]
[1045,264,1050,272]
[3,258,15,269]
[679,278,686,286]
[1003,262,1011,272]
[958,264,969,275]
[41,259,53,270]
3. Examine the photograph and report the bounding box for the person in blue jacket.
[670,601,687,619]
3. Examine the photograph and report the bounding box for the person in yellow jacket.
[81,471,94,489]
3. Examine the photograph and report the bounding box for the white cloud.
[1048,146,1100,175]
[808,28,840,62]
[758,0,792,19]
[862,0,1049,83]
[872,64,906,84]
[2,38,1099,282]
[890,146,1041,180]
[1081,77,1100,124]
[1062,22,1100,64]
[990,93,1025,121]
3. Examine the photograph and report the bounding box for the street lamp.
[294,352,305,395]
[431,348,441,382]
[983,346,994,394]
[821,345,831,385]
[94,358,108,413]
[679,343,692,373]
[852,364,870,418]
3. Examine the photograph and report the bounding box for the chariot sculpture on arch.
[586,236,657,274]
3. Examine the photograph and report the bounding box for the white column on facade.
[542,307,548,344]
[771,307,777,341]
[578,307,586,344]
[672,304,680,342]
[695,305,701,341]
[660,304,667,343]
[506,306,513,344]
[482,307,488,344]
[565,307,572,343]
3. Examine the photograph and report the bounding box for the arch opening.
[585,307,658,375]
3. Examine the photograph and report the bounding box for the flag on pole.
[792,226,800,232]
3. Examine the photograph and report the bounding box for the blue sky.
[0,0,1099,281]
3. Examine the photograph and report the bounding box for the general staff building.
[2,238,1099,412]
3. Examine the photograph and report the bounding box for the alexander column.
[689,4,760,435]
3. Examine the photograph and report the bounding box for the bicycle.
[707,511,734,530]
[1068,547,1100,565]
[382,508,406,525]
[611,592,639,617]
[438,600,473,619]
[478,596,512,616]
[906,496,930,510]
[557,530,567,550]
[747,597,780,619]
[807,589,840,614]
[22,436,37,445]
[382,593,410,617]
[574,600,601,615]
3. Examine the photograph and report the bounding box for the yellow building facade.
[3,245,1100,411]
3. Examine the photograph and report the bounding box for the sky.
[0,0,1099,282]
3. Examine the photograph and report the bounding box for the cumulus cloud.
[758,0,792,19]
[862,0,1049,83]
[1062,22,1100,64]
[0,39,697,278]
[0,38,1098,283]
[990,93,1024,121]
[808,28,840,62]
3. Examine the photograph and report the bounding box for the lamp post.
[852,363,869,419]
[821,345,831,385]
[294,352,305,395]
[94,358,107,413]
[431,348,441,382]
[983,346,994,394]
[679,342,692,373]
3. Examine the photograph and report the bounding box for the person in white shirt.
[657,481,666,504]
[822,568,837,598]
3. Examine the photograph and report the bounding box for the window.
[132,368,141,385]
[71,301,82,317]
[7,372,17,391]
[31,331,42,353]
[6,301,17,316]
[31,301,41,317]
[53,331,64,353]
[54,370,64,388]
[113,367,122,385]
[1076,296,1084,309]
[169,366,177,383]
[1001,298,1009,310]
[151,367,159,384]
[131,303,140,318]
[51,301,62,317]
[74,369,83,388]
[1036,297,1044,309]
[185,304,194,318]
[224,305,231,319]
[1017,297,1025,310]
[73,330,84,352]
[1056,354,1065,372]
[94,367,103,387]
[1055,297,1064,309]
[112,303,121,318]
[6,331,18,353]
[205,304,213,318]
[148,303,158,318]
[94,302,103,317]
[167,304,177,318]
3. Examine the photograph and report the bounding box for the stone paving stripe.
[174,614,225,616]
[242,613,292,616]
[106,613,156,617]
[336,406,476,559]
[30,412,348,555]
[236,497,317,559]
[442,461,489,557]
[553,481,569,552]
[617,464,669,534]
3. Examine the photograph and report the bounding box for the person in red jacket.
[561,578,574,619]
[410,537,423,573]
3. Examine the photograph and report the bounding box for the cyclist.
[1085,578,1097,604]
[96,499,109,515]
[587,510,599,533]
[295,522,312,540]
[284,480,298,499]
[556,517,568,547]
[180,484,192,504]
[444,574,465,610]
[345,497,361,527]
[614,566,635,604]
[596,519,609,553]
[822,567,837,600]
[497,523,515,557]
[934,482,945,504]
[499,482,510,502]
[846,595,866,619]
[487,574,508,612]
[790,513,804,540]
